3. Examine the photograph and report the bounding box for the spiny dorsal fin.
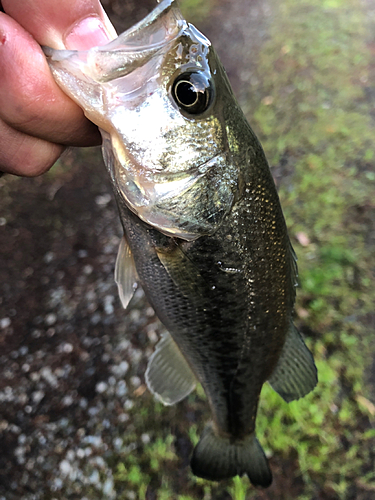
[114,235,137,310]
[145,331,197,406]
[268,322,317,402]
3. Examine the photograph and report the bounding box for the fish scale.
[43,0,317,486]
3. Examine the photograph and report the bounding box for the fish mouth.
[44,0,186,84]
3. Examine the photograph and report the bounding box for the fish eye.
[171,72,213,115]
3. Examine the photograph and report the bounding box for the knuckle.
[0,136,64,176]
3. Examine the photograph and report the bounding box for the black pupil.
[171,72,213,115]
[176,81,199,106]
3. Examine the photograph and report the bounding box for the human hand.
[0,0,117,176]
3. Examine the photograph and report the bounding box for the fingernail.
[64,16,112,50]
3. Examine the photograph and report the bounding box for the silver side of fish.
[43,0,317,487]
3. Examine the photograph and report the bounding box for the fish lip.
[43,0,187,83]
[95,0,186,52]
[109,0,180,44]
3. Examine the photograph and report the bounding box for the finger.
[2,0,117,49]
[0,118,64,177]
[0,13,101,146]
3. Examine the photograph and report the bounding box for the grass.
[247,0,375,497]
[112,0,374,497]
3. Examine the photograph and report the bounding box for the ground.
[0,0,374,499]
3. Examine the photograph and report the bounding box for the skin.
[0,0,117,176]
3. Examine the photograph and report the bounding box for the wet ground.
[1,0,375,499]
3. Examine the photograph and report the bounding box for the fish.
[43,0,317,487]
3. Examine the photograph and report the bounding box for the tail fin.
[190,424,272,487]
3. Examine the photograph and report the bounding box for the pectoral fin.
[156,243,206,298]
[145,331,197,406]
[268,323,317,402]
[114,235,138,310]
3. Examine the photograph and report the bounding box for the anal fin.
[114,235,138,310]
[145,331,196,406]
[268,322,318,402]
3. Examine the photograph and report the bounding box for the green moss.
[248,0,375,496]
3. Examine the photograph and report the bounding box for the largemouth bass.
[43,0,317,487]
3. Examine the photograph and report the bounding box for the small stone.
[113,437,123,450]
[124,400,134,411]
[96,382,108,394]
[78,249,88,258]
[79,398,88,409]
[116,380,128,397]
[118,413,129,423]
[0,318,11,329]
[43,252,54,263]
[130,376,141,388]
[18,434,27,444]
[31,329,42,339]
[59,460,71,476]
[14,446,25,457]
[141,433,151,444]
[111,360,129,377]
[0,420,8,431]
[88,406,99,416]
[52,478,63,490]
[18,346,28,356]
[62,343,74,354]
[95,193,111,206]
[83,264,93,275]
[90,313,101,325]
[89,469,100,484]
[103,478,114,496]
[146,307,155,317]
[62,395,74,406]
[45,313,57,326]
[31,391,45,404]
[104,295,114,315]
[41,367,58,387]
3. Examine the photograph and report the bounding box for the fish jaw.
[42,0,186,129]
